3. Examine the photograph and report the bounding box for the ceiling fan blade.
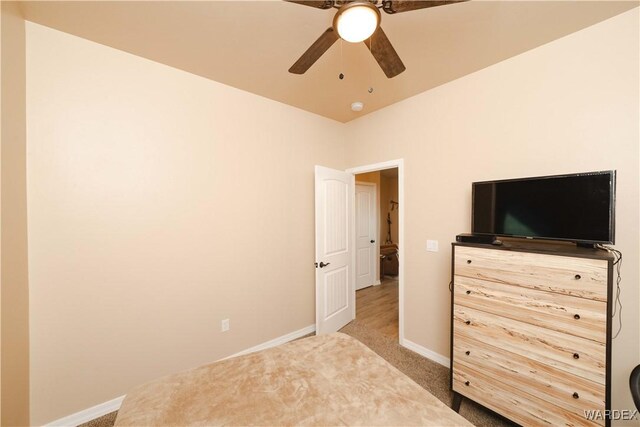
[367,27,406,78]
[285,0,334,10]
[382,0,467,14]
[289,27,339,74]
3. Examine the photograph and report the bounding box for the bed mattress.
[115,332,471,426]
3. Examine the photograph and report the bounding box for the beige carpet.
[80,411,117,427]
[80,320,514,427]
[338,320,515,427]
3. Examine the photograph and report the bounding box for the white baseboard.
[45,395,125,427]
[401,338,450,367]
[45,324,316,426]
[374,279,381,286]
[224,324,316,359]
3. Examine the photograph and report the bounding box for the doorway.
[349,160,403,343]
[313,160,404,341]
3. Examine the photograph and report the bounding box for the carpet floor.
[80,320,515,427]
[338,319,515,427]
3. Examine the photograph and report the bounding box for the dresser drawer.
[454,246,608,301]
[453,363,602,426]
[453,335,605,424]
[454,275,606,343]
[453,305,605,384]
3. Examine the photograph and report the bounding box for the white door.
[315,165,355,335]
[355,183,377,290]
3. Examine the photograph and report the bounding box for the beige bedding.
[115,333,471,426]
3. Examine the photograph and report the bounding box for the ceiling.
[19,0,638,122]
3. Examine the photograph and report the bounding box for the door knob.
[319,262,331,268]
[370,240,375,243]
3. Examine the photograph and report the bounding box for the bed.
[115,333,471,426]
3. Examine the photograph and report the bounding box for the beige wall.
[1,2,30,426]
[345,9,639,417]
[25,22,344,424]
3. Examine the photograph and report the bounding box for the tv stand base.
[576,242,597,249]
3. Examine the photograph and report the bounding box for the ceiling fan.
[287,0,467,78]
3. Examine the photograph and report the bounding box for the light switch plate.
[426,240,439,252]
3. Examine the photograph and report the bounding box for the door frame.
[355,181,379,290]
[346,159,404,343]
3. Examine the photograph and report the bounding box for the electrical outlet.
[426,240,439,252]
[221,318,230,332]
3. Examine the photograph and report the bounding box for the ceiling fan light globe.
[334,3,380,43]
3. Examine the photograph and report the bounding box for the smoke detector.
[351,102,364,112]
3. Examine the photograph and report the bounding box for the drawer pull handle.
[574,314,581,320]
[466,290,471,295]
[467,260,472,264]
[573,353,580,359]
[465,320,471,325]
[465,381,470,386]
[573,392,579,399]
[465,351,470,356]
[574,274,581,280]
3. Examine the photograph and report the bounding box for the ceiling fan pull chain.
[339,38,345,80]
[367,37,374,93]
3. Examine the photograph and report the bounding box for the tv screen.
[472,171,615,244]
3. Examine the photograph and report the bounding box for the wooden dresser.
[450,240,613,426]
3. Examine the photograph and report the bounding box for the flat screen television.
[472,171,616,245]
